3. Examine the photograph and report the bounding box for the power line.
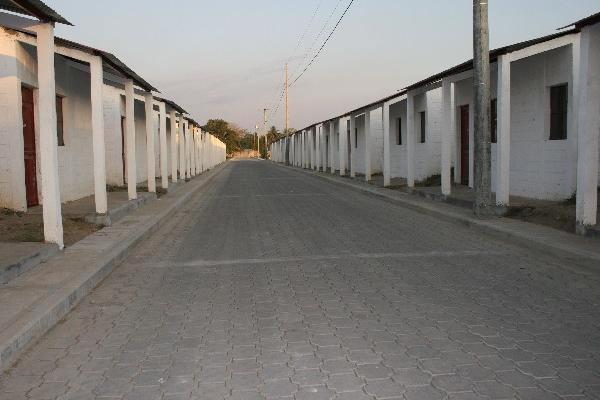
[290,0,324,61]
[290,0,355,87]
[269,0,327,125]
[292,0,344,82]
[269,0,356,126]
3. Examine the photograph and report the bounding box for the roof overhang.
[0,0,71,25]
[558,11,600,30]
[2,22,158,92]
[154,96,187,114]
[405,29,578,91]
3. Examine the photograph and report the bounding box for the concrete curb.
[83,191,157,226]
[276,162,600,269]
[0,163,227,371]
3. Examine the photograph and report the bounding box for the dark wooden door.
[21,86,38,206]
[460,105,469,186]
[121,116,126,183]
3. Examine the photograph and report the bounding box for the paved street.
[1,159,600,400]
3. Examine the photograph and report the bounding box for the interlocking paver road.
[2,160,600,400]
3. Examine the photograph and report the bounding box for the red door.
[460,105,470,186]
[22,86,38,206]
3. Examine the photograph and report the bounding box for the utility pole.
[255,124,259,158]
[473,0,492,216]
[285,63,289,133]
[263,108,268,159]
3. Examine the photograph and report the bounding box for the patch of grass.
[106,185,126,192]
[562,191,576,205]
[416,174,441,187]
[1,208,24,217]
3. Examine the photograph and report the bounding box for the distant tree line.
[202,119,294,157]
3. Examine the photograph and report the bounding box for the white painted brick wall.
[0,31,26,210]
[370,107,384,174]
[388,89,442,181]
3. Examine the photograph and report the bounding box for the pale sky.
[52,0,599,132]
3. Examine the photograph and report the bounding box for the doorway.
[21,86,38,206]
[460,105,470,186]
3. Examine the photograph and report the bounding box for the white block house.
[0,2,226,246]
[273,11,599,234]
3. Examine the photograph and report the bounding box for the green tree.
[240,133,255,150]
[202,119,244,155]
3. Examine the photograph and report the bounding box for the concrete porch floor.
[27,190,157,226]
[366,175,600,236]
[0,242,58,284]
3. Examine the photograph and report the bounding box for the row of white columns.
[271,29,597,232]
[32,22,226,247]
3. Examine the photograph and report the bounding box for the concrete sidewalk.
[278,163,600,269]
[0,163,226,371]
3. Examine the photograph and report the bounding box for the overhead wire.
[268,0,325,126]
[290,0,355,87]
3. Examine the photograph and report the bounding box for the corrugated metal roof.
[153,96,186,114]
[0,0,71,25]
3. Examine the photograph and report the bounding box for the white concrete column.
[406,92,415,188]
[179,118,186,179]
[329,121,335,174]
[125,79,137,200]
[200,130,205,172]
[324,126,328,170]
[90,56,107,214]
[197,129,201,172]
[190,127,196,176]
[144,92,156,193]
[293,136,297,166]
[365,110,372,181]
[313,128,317,170]
[321,126,326,170]
[158,102,168,189]
[310,130,314,169]
[302,131,306,168]
[169,110,178,183]
[298,133,301,166]
[308,130,313,169]
[189,126,194,176]
[441,79,454,196]
[576,30,599,232]
[185,122,191,178]
[339,118,347,176]
[315,126,321,171]
[34,23,63,247]
[350,115,356,178]
[496,55,511,206]
[383,102,391,187]
[299,134,302,167]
